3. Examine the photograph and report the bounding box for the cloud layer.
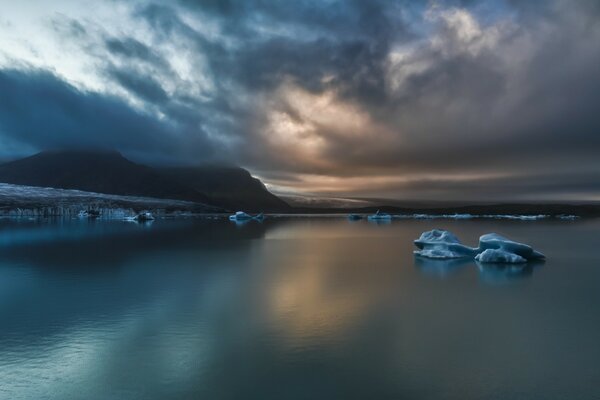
[0,0,599,200]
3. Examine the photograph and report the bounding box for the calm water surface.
[0,217,599,399]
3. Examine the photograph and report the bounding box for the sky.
[0,0,599,201]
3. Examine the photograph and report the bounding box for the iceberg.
[475,249,526,264]
[229,211,253,221]
[413,229,545,264]
[389,213,551,220]
[132,211,155,222]
[477,233,545,261]
[413,229,478,259]
[368,210,392,221]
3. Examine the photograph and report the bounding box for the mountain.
[159,166,290,212]
[0,150,210,203]
[0,182,219,217]
[0,150,290,212]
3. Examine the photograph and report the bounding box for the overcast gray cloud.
[0,0,599,200]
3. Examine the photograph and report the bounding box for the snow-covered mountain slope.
[0,183,219,216]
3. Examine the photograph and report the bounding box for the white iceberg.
[413,230,545,263]
[229,211,252,221]
[477,233,545,261]
[368,210,392,220]
[475,249,526,264]
[413,229,478,259]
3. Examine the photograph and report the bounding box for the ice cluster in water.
[413,229,478,259]
[414,229,545,264]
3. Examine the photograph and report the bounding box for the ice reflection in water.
[414,256,542,284]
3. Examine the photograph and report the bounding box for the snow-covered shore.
[0,183,218,217]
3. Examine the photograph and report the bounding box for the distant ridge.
[159,166,290,212]
[0,150,209,203]
[0,150,290,212]
[3,150,592,216]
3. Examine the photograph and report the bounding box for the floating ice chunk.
[477,233,545,261]
[483,214,549,220]
[134,211,155,221]
[415,229,462,245]
[368,210,392,220]
[556,214,579,220]
[475,249,527,264]
[415,248,470,259]
[448,214,475,219]
[413,229,478,259]
[229,211,252,221]
[411,213,475,219]
[413,230,545,263]
[392,214,550,220]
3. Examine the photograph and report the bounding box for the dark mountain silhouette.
[0,150,290,211]
[0,150,209,203]
[0,150,598,216]
[159,166,290,212]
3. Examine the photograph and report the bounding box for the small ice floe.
[229,211,253,221]
[413,229,478,259]
[368,210,392,221]
[486,214,549,221]
[413,230,545,264]
[475,249,527,264]
[348,214,363,221]
[391,214,549,220]
[410,213,475,220]
[476,233,545,262]
[556,214,579,220]
[133,211,155,222]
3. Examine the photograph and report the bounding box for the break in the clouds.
[0,0,599,201]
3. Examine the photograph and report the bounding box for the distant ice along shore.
[0,182,218,218]
[391,213,578,220]
[0,182,586,220]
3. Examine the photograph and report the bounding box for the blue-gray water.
[1,217,599,399]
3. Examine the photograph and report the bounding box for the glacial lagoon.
[1,216,599,399]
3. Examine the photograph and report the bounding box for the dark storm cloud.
[1,0,600,199]
[135,0,410,103]
[141,0,600,174]
[107,65,169,104]
[0,68,216,162]
[106,37,157,63]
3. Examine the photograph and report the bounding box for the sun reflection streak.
[256,227,403,346]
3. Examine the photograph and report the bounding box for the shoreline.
[0,212,587,221]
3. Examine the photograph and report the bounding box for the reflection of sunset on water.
[255,221,413,345]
